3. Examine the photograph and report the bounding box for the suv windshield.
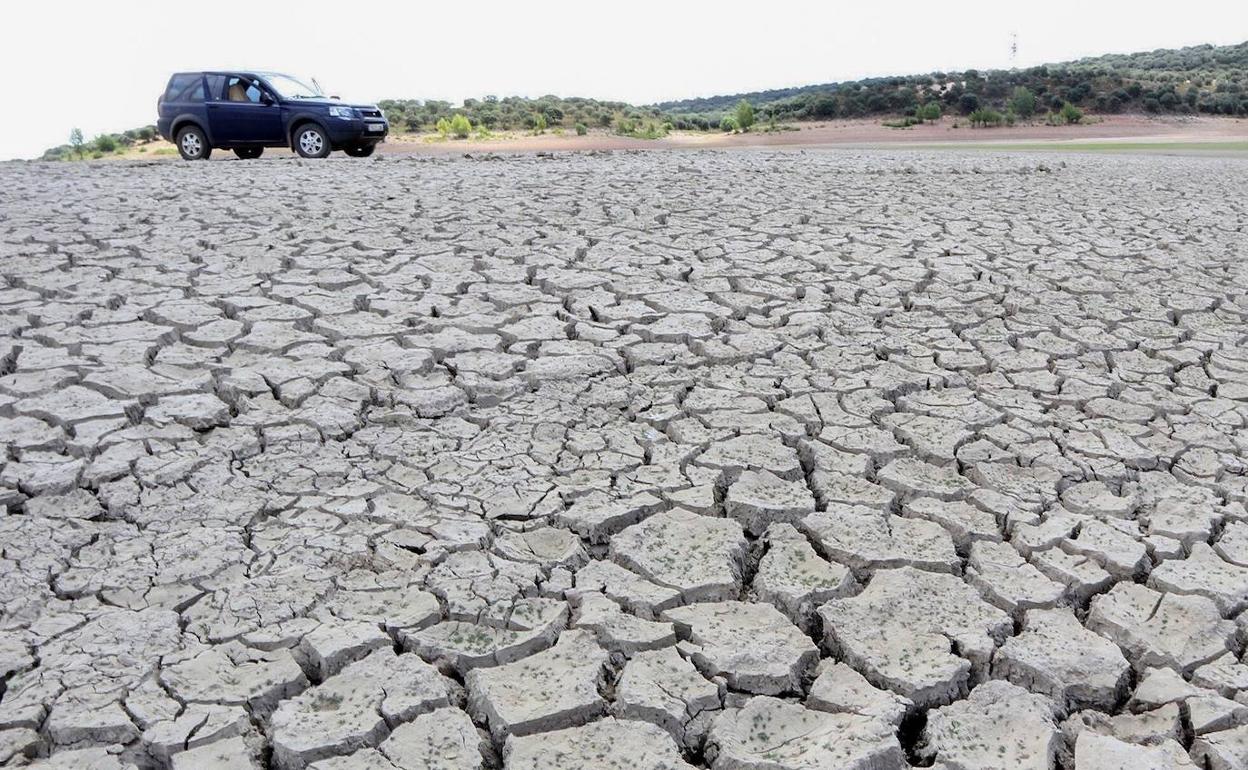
[264,74,323,99]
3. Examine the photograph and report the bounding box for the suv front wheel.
[293,124,331,159]
[176,126,211,160]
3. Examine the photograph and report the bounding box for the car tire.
[233,147,263,160]
[176,125,211,161]
[293,124,331,159]
[344,144,376,158]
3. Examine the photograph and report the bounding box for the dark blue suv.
[157,71,388,160]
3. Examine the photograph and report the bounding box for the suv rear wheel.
[176,126,211,160]
[344,144,376,158]
[233,147,263,160]
[293,124,331,159]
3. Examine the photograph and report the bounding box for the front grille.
[359,109,382,119]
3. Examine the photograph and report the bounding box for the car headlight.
[327,106,355,119]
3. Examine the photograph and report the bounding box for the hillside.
[655,41,1248,120]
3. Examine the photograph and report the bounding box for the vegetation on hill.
[43,126,158,161]
[655,41,1248,121]
[378,41,1246,135]
[376,95,672,134]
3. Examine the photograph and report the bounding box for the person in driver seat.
[227,79,249,102]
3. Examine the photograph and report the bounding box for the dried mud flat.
[0,149,1247,769]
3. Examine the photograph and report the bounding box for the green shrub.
[449,114,471,138]
[968,108,1004,127]
[1009,87,1036,119]
[958,93,980,114]
[533,114,547,134]
[920,102,942,121]
[720,116,738,132]
[811,94,838,118]
[575,123,587,136]
[93,135,118,153]
[435,117,451,137]
[733,99,755,131]
[882,116,922,128]
[1060,101,1084,124]
[637,122,667,139]
[542,105,564,124]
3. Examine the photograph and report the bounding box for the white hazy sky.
[2,0,1246,159]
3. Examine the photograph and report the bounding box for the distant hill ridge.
[653,40,1248,118]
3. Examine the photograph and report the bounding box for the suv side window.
[165,74,205,103]
[205,75,226,101]
[225,76,266,104]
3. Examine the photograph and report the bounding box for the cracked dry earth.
[0,149,1246,770]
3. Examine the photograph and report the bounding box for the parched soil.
[1,150,1248,769]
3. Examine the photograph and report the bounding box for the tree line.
[656,41,1248,121]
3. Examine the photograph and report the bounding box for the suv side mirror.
[261,93,275,105]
